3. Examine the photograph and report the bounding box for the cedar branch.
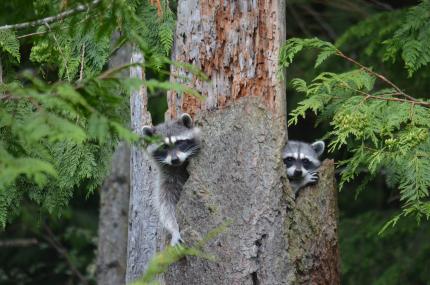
[0,0,101,31]
[335,50,418,102]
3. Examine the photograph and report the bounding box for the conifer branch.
[335,50,418,102]
[339,79,430,108]
[0,0,101,31]
[0,57,3,85]
[43,225,89,285]
[79,43,86,81]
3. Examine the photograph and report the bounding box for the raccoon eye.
[302,158,310,166]
[175,139,194,152]
[283,157,294,164]
[159,144,169,151]
[154,144,169,156]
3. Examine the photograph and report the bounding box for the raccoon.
[142,113,201,246]
[282,140,325,195]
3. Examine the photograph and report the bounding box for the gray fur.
[143,114,201,246]
[283,140,325,195]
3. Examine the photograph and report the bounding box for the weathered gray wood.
[289,159,340,285]
[125,50,159,283]
[96,143,130,285]
[166,0,286,121]
[96,39,132,285]
[163,98,339,285]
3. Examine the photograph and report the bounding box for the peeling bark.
[167,0,286,119]
[125,50,159,283]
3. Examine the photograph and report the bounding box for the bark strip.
[125,50,159,283]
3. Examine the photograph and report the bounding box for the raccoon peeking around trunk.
[142,113,201,246]
[282,140,325,195]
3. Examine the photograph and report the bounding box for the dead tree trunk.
[97,143,130,285]
[96,40,131,285]
[160,1,339,284]
[125,50,159,283]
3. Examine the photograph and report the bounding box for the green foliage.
[281,35,430,227]
[138,0,176,62]
[340,211,430,285]
[337,0,430,77]
[0,30,20,62]
[0,0,183,227]
[133,222,229,285]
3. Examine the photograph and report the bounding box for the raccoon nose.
[171,157,180,164]
[170,153,181,165]
[294,169,303,177]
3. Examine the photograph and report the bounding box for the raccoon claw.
[308,172,319,184]
[170,233,184,247]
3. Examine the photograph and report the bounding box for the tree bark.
[166,0,286,118]
[96,40,132,285]
[125,50,159,283]
[159,1,339,284]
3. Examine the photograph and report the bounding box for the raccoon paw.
[170,232,184,247]
[308,171,319,184]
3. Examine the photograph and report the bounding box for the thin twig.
[43,224,89,285]
[0,0,101,31]
[338,80,430,108]
[79,43,86,81]
[16,31,47,39]
[368,0,393,10]
[45,23,71,81]
[336,50,418,102]
[97,62,144,80]
[0,238,38,247]
[302,5,337,40]
[16,16,90,39]
[288,5,312,37]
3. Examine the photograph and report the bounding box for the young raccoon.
[142,113,201,246]
[282,140,325,195]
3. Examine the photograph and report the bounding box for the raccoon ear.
[311,140,325,156]
[142,126,155,137]
[180,113,193,128]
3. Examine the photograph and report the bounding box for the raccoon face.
[142,113,201,167]
[283,140,324,180]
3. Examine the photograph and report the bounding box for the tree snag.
[158,0,340,284]
[97,39,131,285]
[125,50,160,283]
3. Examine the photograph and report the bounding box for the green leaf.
[0,30,20,62]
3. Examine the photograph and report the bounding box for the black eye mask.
[175,139,197,152]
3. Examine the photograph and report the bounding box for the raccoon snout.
[293,169,303,177]
[170,154,181,165]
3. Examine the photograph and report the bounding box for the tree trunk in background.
[160,1,340,284]
[125,50,159,283]
[96,143,130,285]
[96,40,132,285]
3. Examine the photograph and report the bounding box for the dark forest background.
[1,1,429,284]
